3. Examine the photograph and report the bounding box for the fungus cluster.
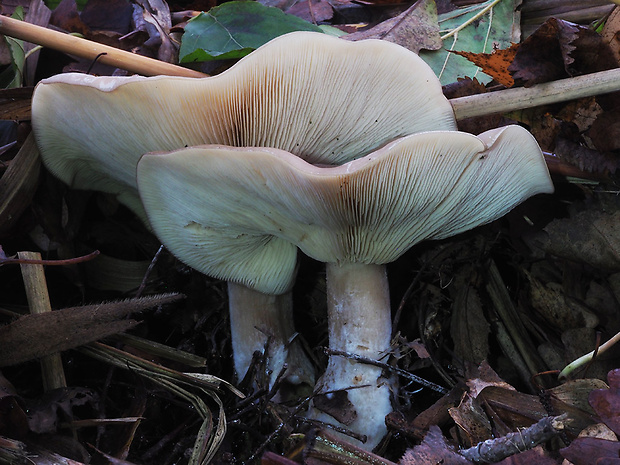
[32,31,554,449]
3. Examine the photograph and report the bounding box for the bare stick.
[450,68,620,120]
[0,15,207,78]
[18,251,67,391]
[459,414,567,463]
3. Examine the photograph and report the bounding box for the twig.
[450,68,620,120]
[18,251,67,390]
[459,414,568,463]
[135,244,164,297]
[0,15,206,78]
[325,348,448,394]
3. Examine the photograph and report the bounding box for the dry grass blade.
[78,342,243,465]
[0,133,40,237]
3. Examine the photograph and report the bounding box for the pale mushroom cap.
[31,31,456,220]
[137,125,554,294]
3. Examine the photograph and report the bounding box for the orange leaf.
[452,43,519,87]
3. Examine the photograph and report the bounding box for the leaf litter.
[1,0,620,464]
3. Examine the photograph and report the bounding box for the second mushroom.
[136,125,554,448]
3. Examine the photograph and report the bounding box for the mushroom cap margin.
[136,125,553,294]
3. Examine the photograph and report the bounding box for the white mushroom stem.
[228,283,314,389]
[312,262,393,448]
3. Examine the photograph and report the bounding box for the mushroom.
[135,125,554,448]
[30,31,457,390]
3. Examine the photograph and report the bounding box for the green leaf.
[0,7,26,89]
[419,0,519,85]
[179,1,323,63]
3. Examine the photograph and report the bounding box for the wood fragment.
[0,15,206,78]
[18,250,67,391]
[459,414,568,463]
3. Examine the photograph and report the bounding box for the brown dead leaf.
[49,0,90,36]
[561,437,620,465]
[0,86,33,121]
[80,0,133,35]
[527,274,599,332]
[410,382,466,432]
[312,390,357,425]
[589,369,620,436]
[286,0,333,23]
[509,18,576,86]
[26,387,96,434]
[449,394,493,447]
[602,6,620,67]
[510,18,618,87]
[465,361,515,397]
[553,136,619,176]
[0,293,182,366]
[551,379,609,417]
[345,0,441,53]
[131,0,178,64]
[556,97,603,134]
[527,210,620,272]
[496,446,561,465]
[0,373,28,438]
[587,108,620,152]
[447,363,516,447]
[452,43,519,88]
[480,386,598,436]
[399,425,471,465]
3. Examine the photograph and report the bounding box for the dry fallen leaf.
[601,6,620,66]
[345,0,441,53]
[527,210,620,272]
[399,425,471,465]
[452,43,519,88]
[0,293,182,366]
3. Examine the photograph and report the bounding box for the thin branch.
[0,15,206,78]
[450,68,620,120]
[325,347,449,394]
[459,414,568,463]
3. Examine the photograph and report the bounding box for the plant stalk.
[0,15,206,78]
[18,250,67,391]
[450,68,620,120]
